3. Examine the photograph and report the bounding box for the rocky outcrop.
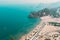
[28,7,60,18]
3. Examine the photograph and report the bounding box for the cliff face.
[28,7,60,18]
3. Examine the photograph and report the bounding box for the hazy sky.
[0,0,60,4]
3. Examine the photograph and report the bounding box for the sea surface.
[0,4,46,40]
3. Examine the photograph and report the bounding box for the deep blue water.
[0,5,45,40]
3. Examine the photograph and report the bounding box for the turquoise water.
[0,5,45,40]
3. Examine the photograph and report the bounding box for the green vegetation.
[29,7,60,18]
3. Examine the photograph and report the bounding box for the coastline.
[20,16,60,40]
[20,20,44,40]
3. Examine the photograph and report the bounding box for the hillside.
[28,7,60,18]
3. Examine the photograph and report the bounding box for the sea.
[0,4,47,40]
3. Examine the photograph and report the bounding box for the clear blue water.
[0,5,45,40]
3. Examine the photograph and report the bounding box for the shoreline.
[20,20,44,40]
[20,16,60,40]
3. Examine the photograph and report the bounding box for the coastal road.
[30,22,46,40]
